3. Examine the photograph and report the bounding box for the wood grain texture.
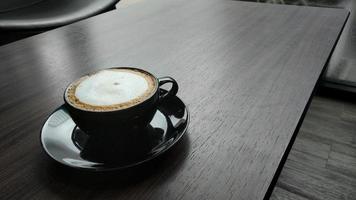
[0,0,348,199]
[271,90,356,200]
[271,187,309,200]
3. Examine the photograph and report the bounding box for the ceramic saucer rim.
[40,99,189,172]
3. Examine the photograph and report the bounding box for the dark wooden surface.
[0,0,348,199]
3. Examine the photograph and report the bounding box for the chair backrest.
[0,0,42,13]
[0,0,119,45]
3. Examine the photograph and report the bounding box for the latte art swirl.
[65,68,157,111]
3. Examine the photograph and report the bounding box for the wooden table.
[0,0,348,199]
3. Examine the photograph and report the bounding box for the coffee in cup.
[64,67,178,135]
[65,68,157,112]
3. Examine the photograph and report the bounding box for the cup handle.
[158,77,178,103]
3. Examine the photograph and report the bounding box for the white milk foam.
[75,70,150,106]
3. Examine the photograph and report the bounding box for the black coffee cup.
[63,67,178,135]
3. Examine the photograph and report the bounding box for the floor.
[270,88,356,200]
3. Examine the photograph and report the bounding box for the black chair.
[0,0,119,45]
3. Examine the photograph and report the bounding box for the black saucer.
[40,95,189,171]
